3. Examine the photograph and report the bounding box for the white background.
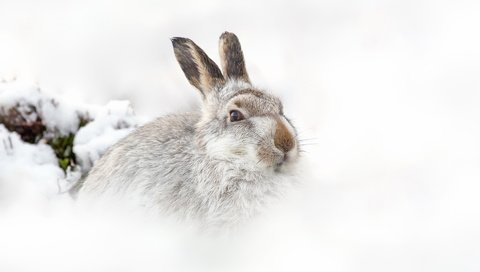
[0,0,479,271]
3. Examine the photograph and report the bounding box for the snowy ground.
[1,0,480,271]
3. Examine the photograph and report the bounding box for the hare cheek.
[230,147,247,156]
[205,136,236,158]
[204,135,250,158]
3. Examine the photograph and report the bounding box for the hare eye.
[229,110,244,122]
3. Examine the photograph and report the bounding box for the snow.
[1,0,480,271]
[74,100,141,172]
[0,124,63,206]
[0,81,80,136]
[0,81,142,192]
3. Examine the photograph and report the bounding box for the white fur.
[79,35,300,229]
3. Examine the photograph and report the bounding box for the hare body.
[79,33,299,227]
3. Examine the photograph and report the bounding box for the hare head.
[171,32,299,174]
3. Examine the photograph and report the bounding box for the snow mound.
[0,81,80,136]
[0,80,143,201]
[74,100,139,172]
[0,124,63,208]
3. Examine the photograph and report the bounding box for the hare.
[79,32,300,227]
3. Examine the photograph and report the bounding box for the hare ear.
[218,32,250,83]
[171,37,225,97]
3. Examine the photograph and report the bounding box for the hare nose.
[274,119,294,153]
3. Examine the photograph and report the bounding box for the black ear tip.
[171,37,191,47]
[220,31,238,41]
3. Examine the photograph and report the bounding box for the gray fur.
[79,33,299,228]
[219,32,250,83]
